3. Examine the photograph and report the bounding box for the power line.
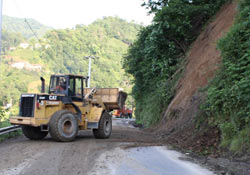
[12,0,41,42]
[24,18,41,42]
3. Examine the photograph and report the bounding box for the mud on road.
[0,118,249,175]
[0,119,157,175]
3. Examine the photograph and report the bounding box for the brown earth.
[0,120,155,175]
[154,2,238,154]
[0,119,171,175]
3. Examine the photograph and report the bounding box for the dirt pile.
[156,2,237,152]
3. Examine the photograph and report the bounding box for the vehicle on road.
[113,107,133,119]
[10,74,127,142]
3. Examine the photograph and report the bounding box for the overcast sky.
[2,0,153,29]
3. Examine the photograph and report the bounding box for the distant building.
[3,99,13,109]
[19,43,30,49]
[27,64,42,71]
[11,62,25,69]
[35,43,42,48]
[45,44,50,49]
[5,103,12,109]
[11,61,42,71]
[9,47,16,51]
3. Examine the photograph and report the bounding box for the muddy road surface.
[0,118,214,175]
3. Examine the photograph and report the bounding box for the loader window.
[69,78,74,96]
[76,78,82,97]
[49,76,67,95]
[68,77,83,99]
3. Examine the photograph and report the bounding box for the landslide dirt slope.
[157,2,237,151]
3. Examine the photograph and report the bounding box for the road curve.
[0,118,214,175]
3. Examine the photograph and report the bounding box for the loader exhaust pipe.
[40,77,45,93]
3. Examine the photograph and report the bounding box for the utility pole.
[85,56,98,88]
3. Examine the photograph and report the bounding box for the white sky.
[2,0,153,29]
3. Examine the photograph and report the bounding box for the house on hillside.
[11,61,42,71]
[45,44,50,49]
[35,43,42,49]
[4,103,12,109]
[9,47,16,51]
[26,64,42,71]
[19,43,29,49]
[11,62,25,69]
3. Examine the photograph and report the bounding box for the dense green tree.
[124,0,228,126]
[1,30,24,53]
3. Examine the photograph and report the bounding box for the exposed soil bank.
[151,0,246,161]
[139,2,250,174]
[158,1,237,139]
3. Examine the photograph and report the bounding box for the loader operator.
[56,78,66,94]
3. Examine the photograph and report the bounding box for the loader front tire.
[93,111,112,139]
[49,110,78,142]
[22,126,48,140]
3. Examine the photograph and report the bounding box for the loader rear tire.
[49,110,78,142]
[93,111,112,139]
[22,126,48,140]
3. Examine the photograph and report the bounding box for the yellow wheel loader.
[10,74,127,142]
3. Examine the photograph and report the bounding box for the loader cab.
[49,74,87,101]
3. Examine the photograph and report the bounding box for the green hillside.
[1,30,24,54]
[0,17,141,110]
[41,17,141,88]
[2,15,52,39]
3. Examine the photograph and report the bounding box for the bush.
[202,0,250,153]
[0,107,7,123]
